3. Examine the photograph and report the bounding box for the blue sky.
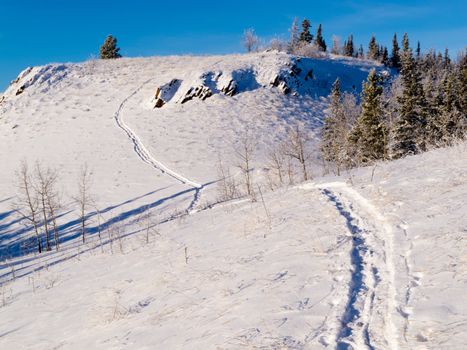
[0,0,466,89]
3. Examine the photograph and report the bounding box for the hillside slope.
[0,52,382,255]
[4,53,464,349]
[0,141,465,349]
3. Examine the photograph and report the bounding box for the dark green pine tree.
[390,33,401,69]
[416,41,421,62]
[314,24,327,51]
[443,48,451,70]
[357,45,364,59]
[381,46,390,66]
[344,34,354,57]
[459,51,467,119]
[99,35,121,59]
[392,33,427,158]
[348,69,387,163]
[299,19,313,44]
[368,35,379,60]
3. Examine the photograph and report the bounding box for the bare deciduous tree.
[216,153,238,201]
[15,161,42,253]
[243,28,259,53]
[35,163,59,251]
[282,124,312,181]
[235,127,256,197]
[266,145,286,188]
[74,164,94,243]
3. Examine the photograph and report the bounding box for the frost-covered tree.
[331,35,341,55]
[314,24,326,52]
[99,35,121,59]
[321,79,352,174]
[289,17,300,53]
[243,28,259,53]
[299,19,313,45]
[349,69,387,163]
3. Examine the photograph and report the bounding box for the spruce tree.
[390,33,401,69]
[348,69,387,163]
[315,24,327,52]
[99,35,121,59]
[299,19,313,45]
[381,46,390,66]
[459,51,467,119]
[392,33,427,158]
[358,45,364,59]
[321,79,350,174]
[321,79,342,162]
[440,69,464,143]
[344,35,354,57]
[443,48,451,70]
[368,35,379,60]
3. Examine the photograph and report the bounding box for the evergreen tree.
[299,19,313,44]
[99,35,121,59]
[315,24,327,51]
[289,17,300,53]
[416,41,421,61]
[390,33,401,69]
[343,35,354,57]
[440,69,464,143]
[357,45,364,59]
[392,33,427,158]
[368,35,379,60]
[321,79,351,174]
[348,69,387,163]
[459,51,467,118]
[381,46,390,66]
[443,48,451,70]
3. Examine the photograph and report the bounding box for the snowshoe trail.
[303,181,399,349]
[114,80,204,213]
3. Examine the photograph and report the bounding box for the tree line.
[320,34,466,174]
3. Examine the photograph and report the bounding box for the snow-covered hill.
[1,52,465,349]
[0,52,382,253]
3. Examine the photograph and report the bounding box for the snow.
[0,52,465,349]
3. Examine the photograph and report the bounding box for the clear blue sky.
[0,0,466,90]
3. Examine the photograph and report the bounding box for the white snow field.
[0,52,466,349]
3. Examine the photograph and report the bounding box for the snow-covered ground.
[0,52,465,349]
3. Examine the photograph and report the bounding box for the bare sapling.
[74,164,94,244]
[266,145,286,188]
[243,28,259,53]
[94,206,104,253]
[216,153,238,201]
[15,160,42,253]
[282,124,312,181]
[235,127,256,198]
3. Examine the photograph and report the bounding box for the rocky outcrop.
[221,79,237,97]
[153,79,182,108]
[180,85,213,104]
